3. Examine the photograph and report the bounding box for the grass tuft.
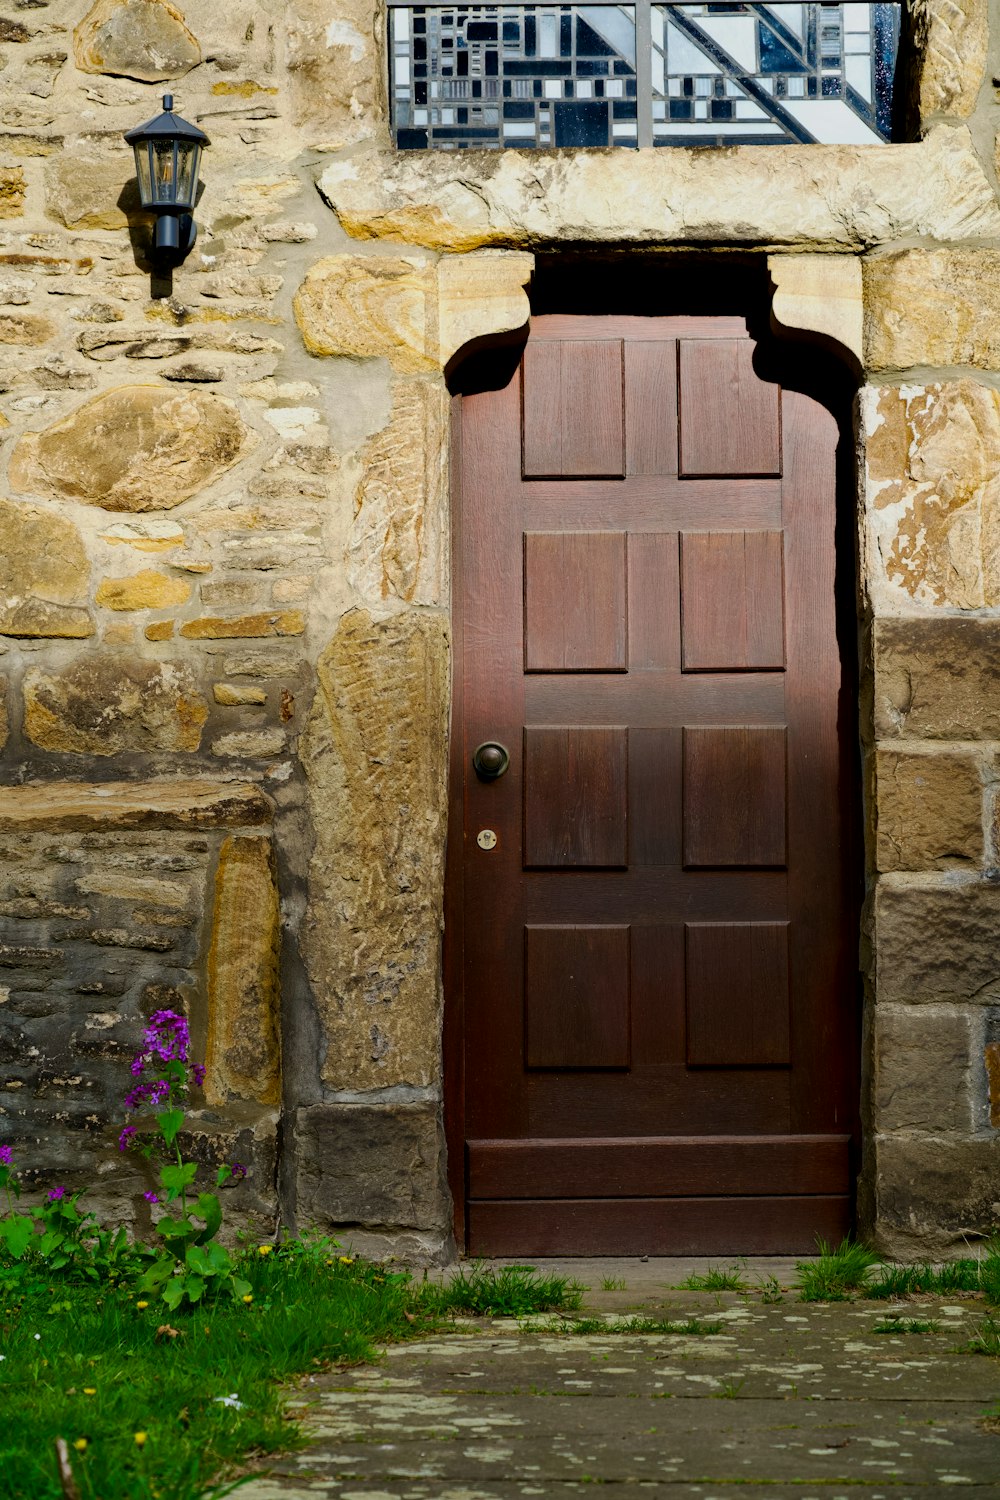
[600,1276,626,1291]
[680,1263,748,1292]
[873,1316,939,1335]
[420,1261,583,1318]
[531,1315,724,1336]
[966,1313,1000,1357]
[796,1236,878,1301]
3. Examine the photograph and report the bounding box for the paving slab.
[237,1259,1000,1498]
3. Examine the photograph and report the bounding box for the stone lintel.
[0,778,274,832]
[768,254,862,378]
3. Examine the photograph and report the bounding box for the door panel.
[454,313,856,1254]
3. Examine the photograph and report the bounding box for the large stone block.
[874,878,1000,1004]
[294,1103,449,1230]
[286,0,378,144]
[319,127,1000,251]
[10,387,252,513]
[875,749,983,870]
[45,146,129,231]
[301,608,449,1090]
[205,836,280,1108]
[0,497,92,639]
[23,656,208,755]
[96,570,191,612]
[294,255,437,372]
[863,383,1000,610]
[910,0,987,123]
[0,779,273,832]
[872,1135,1000,1258]
[872,1004,975,1133]
[347,379,447,605]
[73,0,200,81]
[865,251,1000,371]
[874,617,1000,739]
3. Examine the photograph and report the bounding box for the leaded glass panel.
[388,1,901,149]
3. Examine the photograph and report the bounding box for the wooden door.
[449,313,857,1255]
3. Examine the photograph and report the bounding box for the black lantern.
[124,94,209,264]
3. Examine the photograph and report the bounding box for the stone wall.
[1,0,1000,1259]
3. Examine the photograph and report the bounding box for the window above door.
[388,1,901,151]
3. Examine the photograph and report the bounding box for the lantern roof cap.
[124,94,209,147]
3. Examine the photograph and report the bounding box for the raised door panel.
[682,725,787,867]
[685,921,791,1066]
[523,726,628,868]
[678,339,781,477]
[625,340,678,476]
[525,924,631,1069]
[522,340,625,477]
[680,530,785,671]
[524,531,627,672]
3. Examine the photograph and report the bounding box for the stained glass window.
[388,2,901,149]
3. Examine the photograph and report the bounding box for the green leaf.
[183,1274,205,1304]
[157,1110,185,1148]
[162,1277,186,1311]
[139,1257,174,1292]
[192,1192,222,1244]
[38,1230,66,1257]
[232,1276,252,1299]
[216,1164,233,1187]
[185,1244,212,1277]
[0,1215,34,1259]
[160,1160,198,1198]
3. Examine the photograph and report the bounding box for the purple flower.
[230,1162,247,1182]
[191,1064,206,1089]
[149,1080,170,1107]
[47,1186,66,1202]
[130,1053,148,1078]
[142,1191,159,1204]
[118,1126,136,1152]
[143,1009,190,1065]
[0,1144,12,1166]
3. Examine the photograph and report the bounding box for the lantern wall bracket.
[124,94,209,272]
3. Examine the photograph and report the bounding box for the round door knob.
[473,741,510,780]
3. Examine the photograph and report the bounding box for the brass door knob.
[473,741,510,780]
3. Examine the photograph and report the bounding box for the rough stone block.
[874,879,1000,1004]
[863,383,1000,610]
[0,780,272,832]
[872,1135,1000,1258]
[286,0,377,143]
[96,570,191,612]
[873,1004,975,1132]
[0,498,92,639]
[865,251,1000,371]
[302,608,449,1090]
[180,612,304,640]
[73,0,200,81]
[181,1111,279,1226]
[294,255,437,372]
[911,0,987,123]
[295,1103,449,1230]
[205,836,280,1108]
[874,618,1000,739]
[23,656,208,755]
[0,167,26,219]
[45,146,129,231]
[875,749,983,870]
[0,311,54,346]
[10,387,252,513]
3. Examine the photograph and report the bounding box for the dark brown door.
[450,313,857,1255]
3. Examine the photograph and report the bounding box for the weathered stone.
[180,611,303,640]
[23,656,209,755]
[872,1135,1000,1257]
[144,620,174,641]
[76,871,192,908]
[180,1112,278,1221]
[96,569,191,612]
[865,251,1000,371]
[348,379,447,605]
[875,749,983,871]
[437,250,534,370]
[45,146,128,230]
[73,0,200,81]
[874,878,1000,1004]
[0,310,53,345]
[101,518,184,552]
[0,497,92,639]
[286,0,377,144]
[294,1103,449,1229]
[0,779,272,831]
[911,0,987,123]
[294,255,436,372]
[874,618,1000,738]
[319,127,1000,252]
[768,253,862,374]
[301,608,449,1090]
[162,361,223,383]
[0,166,25,219]
[213,684,267,706]
[985,1042,1000,1128]
[205,836,280,1108]
[10,387,251,512]
[211,730,285,758]
[873,1004,975,1133]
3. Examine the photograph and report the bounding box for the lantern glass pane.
[173,142,201,209]
[152,140,177,204]
[133,141,154,205]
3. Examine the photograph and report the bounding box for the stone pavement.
[237,1259,1000,1499]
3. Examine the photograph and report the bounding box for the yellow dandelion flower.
[338,1256,354,1265]
[136,1300,149,1310]
[73,1438,88,1453]
[83,1388,97,1396]
[242,1294,253,1303]
[258,1244,273,1256]
[134,1432,148,1448]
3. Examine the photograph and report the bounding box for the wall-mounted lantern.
[124,94,209,267]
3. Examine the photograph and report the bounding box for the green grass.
[600,1276,626,1291]
[0,1240,418,1500]
[680,1263,748,1292]
[796,1237,878,1301]
[419,1261,584,1318]
[867,1260,981,1299]
[532,1316,723,1336]
[965,1313,1000,1357]
[873,1316,939,1335]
